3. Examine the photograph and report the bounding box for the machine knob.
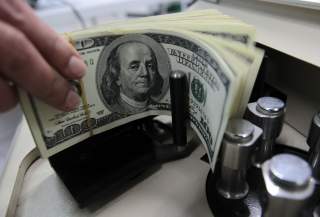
[262,154,314,217]
[307,112,320,149]
[308,112,320,181]
[246,96,285,167]
[216,119,262,199]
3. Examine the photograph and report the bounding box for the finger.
[0,77,17,112]
[0,0,86,79]
[0,21,80,111]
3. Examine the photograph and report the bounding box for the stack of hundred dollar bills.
[19,9,264,171]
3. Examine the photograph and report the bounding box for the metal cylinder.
[314,205,320,217]
[246,96,285,167]
[307,113,320,149]
[169,70,188,149]
[216,119,262,199]
[262,154,314,217]
[308,112,320,181]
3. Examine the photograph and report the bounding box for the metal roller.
[246,96,285,167]
[216,119,262,199]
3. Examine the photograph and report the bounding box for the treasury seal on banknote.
[96,34,171,114]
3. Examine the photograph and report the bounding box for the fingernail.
[67,56,86,78]
[64,90,80,111]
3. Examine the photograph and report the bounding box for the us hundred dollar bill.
[19,10,263,171]
[19,30,235,167]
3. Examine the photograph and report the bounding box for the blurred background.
[0,0,195,177]
[30,0,196,32]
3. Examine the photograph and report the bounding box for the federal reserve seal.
[191,77,207,105]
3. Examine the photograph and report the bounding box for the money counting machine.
[203,44,320,217]
[48,71,197,207]
[48,45,320,216]
[3,1,320,217]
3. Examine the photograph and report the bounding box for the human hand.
[0,0,86,112]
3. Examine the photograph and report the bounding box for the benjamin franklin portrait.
[96,34,170,114]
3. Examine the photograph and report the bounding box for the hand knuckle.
[43,74,67,106]
[0,0,28,28]
[0,29,30,72]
